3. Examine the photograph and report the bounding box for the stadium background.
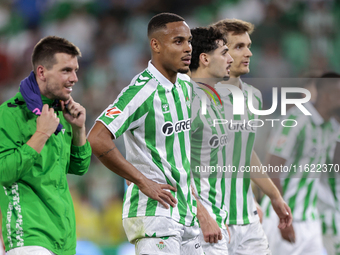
[0,0,339,254]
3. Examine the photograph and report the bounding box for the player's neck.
[192,70,212,85]
[227,75,242,88]
[36,75,53,100]
[151,60,178,84]
[191,70,222,89]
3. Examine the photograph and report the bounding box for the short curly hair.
[190,27,226,72]
[147,12,185,38]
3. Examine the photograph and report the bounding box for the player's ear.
[36,65,47,82]
[199,53,209,67]
[150,38,161,54]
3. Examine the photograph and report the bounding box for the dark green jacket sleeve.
[68,140,92,175]
[0,110,39,187]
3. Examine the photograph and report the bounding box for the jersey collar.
[17,91,55,107]
[192,80,215,107]
[147,61,179,90]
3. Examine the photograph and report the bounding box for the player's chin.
[242,67,250,74]
[59,93,71,102]
[178,67,190,74]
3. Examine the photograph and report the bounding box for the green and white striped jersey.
[318,129,340,236]
[264,102,335,221]
[217,81,262,225]
[191,81,229,229]
[97,62,196,226]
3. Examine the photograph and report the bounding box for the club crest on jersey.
[162,120,191,136]
[162,103,170,113]
[186,96,191,108]
[206,117,213,126]
[105,106,122,118]
[156,241,166,250]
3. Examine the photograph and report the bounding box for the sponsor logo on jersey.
[209,134,228,148]
[105,106,122,118]
[162,120,191,136]
[226,121,256,132]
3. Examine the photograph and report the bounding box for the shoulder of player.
[0,93,28,126]
[119,70,160,100]
[129,69,157,88]
[177,73,192,87]
[0,92,27,114]
[242,82,262,98]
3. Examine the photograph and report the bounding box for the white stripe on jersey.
[217,80,262,225]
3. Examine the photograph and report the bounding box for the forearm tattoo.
[98,146,116,158]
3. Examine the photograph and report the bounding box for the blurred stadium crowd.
[0,0,339,253]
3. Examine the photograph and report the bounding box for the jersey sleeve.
[68,141,92,175]
[0,108,39,187]
[97,72,157,139]
[190,91,203,135]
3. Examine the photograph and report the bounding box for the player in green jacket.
[0,36,91,255]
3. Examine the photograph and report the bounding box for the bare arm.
[250,152,282,200]
[267,154,287,195]
[191,186,222,243]
[88,121,177,209]
[264,152,295,243]
[250,151,292,230]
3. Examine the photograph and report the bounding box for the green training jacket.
[0,92,92,255]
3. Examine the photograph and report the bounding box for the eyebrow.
[221,48,229,54]
[61,67,79,72]
[173,36,192,40]
[235,42,252,48]
[173,36,184,40]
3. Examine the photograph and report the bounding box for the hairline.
[33,52,79,73]
[148,20,187,39]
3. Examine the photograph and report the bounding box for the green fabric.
[0,92,92,255]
